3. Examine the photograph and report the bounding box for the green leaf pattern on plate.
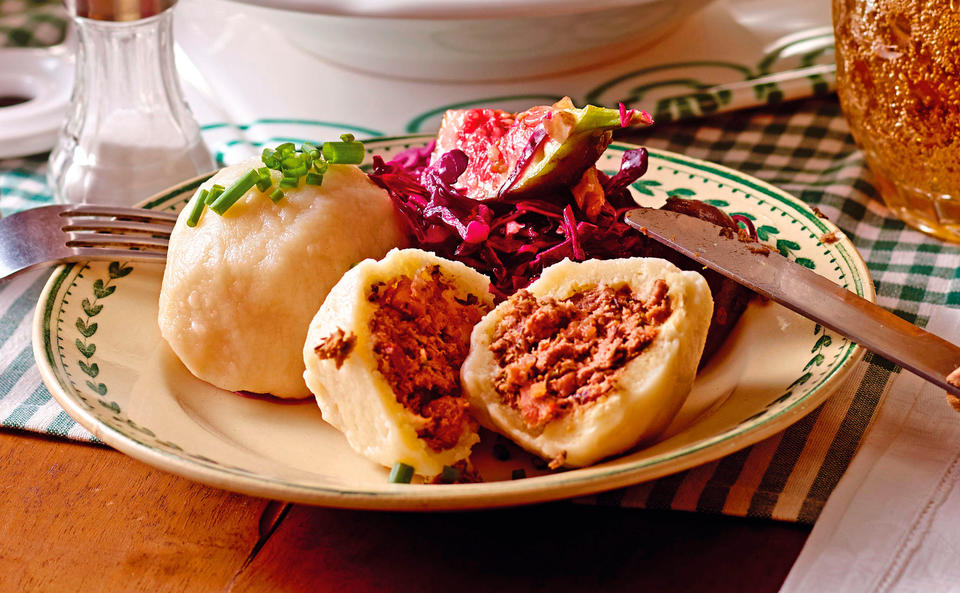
[757,324,837,416]
[622,181,818,271]
[73,263,128,411]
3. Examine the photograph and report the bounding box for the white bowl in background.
[226,0,717,82]
[0,43,73,159]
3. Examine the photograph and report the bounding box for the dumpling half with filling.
[461,257,713,468]
[303,248,494,477]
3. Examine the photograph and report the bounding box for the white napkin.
[780,305,960,593]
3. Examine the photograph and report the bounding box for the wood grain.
[232,501,810,593]
[0,430,267,593]
[0,429,810,593]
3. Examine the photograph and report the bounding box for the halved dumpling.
[461,257,713,468]
[302,248,494,477]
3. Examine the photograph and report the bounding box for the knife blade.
[625,207,960,399]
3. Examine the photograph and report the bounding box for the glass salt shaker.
[48,0,215,205]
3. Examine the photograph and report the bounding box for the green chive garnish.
[511,468,526,480]
[190,137,368,226]
[261,148,279,169]
[321,140,365,164]
[389,462,414,484]
[256,167,272,192]
[440,465,460,484]
[185,189,209,227]
[210,169,259,215]
[206,184,224,204]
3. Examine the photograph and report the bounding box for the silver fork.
[0,204,179,281]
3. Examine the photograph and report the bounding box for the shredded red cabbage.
[369,145,651,299]
[602,147,649,197]
[730,214,758,241]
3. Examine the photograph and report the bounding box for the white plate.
[33,137,871,510]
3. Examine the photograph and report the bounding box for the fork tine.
[61,220,174,236]
[66,233,169,251]
[65,249,169,264]
[62,204,180,224]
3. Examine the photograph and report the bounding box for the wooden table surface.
[0,429,809,593]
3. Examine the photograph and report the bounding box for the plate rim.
[32,137,872,510]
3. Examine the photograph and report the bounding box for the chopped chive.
[313,160,329,174]
[269,188,284,203]
[305,172,324,186]
[281,156,301,170]
[389,462,414,484]
[301,142,317,154]
[275,142,295,155]
[185,189,209,227]
[256,167,272,192]
[210,169,259,215]
[321,140,365,164]
[439,465,460,484]
[511,468,526,480]
[206,184,224,204]
[261,148,279,169]
[279,176,299,188]
[339,133,356,142]
[287,164,308,178]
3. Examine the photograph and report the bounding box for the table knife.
[625,207,960,399]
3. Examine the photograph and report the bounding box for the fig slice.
[431,99,653,201]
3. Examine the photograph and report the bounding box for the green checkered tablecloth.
[0,0,66,47]
[5,97,959,523]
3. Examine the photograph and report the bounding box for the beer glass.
[833,0,960,241]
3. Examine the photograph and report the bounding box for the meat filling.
[314,328,356,369]
[367,265,489,451]
[489,281,672,428]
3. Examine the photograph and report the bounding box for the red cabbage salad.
[369,141,651,300]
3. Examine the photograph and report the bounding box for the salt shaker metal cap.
[70,0,178,21]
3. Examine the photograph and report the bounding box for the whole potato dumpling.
[159,157,407,398]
